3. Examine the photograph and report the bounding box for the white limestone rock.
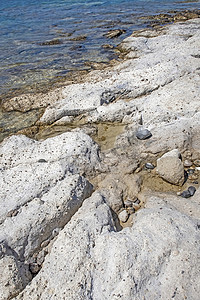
[39,81,108,124]
[37,19,200,126]
[15,192,200,300]
[0,130,100,174]
[0,130,100,224]
[0,241,32,300]
[0,174,93,261]
[156,149,185,186]
[0,130,97,297]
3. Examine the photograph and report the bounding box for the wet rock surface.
[1,18,200,300]
[104,29,126,39]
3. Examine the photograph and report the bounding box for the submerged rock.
[104,29,126,38]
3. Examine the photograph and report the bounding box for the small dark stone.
[187,168,195,174]
[38,159,47,163]
[145,163,155,169]
[188,186,196,196]
[136,128,152,140]
[180,190,191,198]
[70,35,87,41]
[192,181,198,184]
[29,262,40,274]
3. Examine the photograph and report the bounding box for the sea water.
[0,0,199,97]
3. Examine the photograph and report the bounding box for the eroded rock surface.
[0,130,99,299]
[15,192,200,300]
[1,18,200,300]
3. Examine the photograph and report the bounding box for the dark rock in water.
[180,190,191,198]
[40,39,63,46]
[70,45,82,51]
[188,186,196,196]
[136,128,152,140]
[104,29,126,39]
[70,35,87,41]
[145,162,155,169]
[102,44,115,49]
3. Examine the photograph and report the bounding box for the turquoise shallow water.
[0,0,199,97]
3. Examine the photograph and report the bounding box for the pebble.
[188,186,196,196]
[187,168,195,174]
[136,128,152,140]
[194,159,200,167]
[184,160,193,167]
[180,186,196,198]
[180,190,191,198]
[145,162,155,169]
[124,200,133,208]
[38,159,47,163]
[118,210,129,223]
[188,174,198,181]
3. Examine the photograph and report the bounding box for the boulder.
[156,149,185,185]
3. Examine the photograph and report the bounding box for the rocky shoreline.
[1,16,200,299]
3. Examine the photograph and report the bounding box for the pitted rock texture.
[1,19,200,300]
[15,192,200,300]
[0,130,99,299]
[37,19,200,129]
